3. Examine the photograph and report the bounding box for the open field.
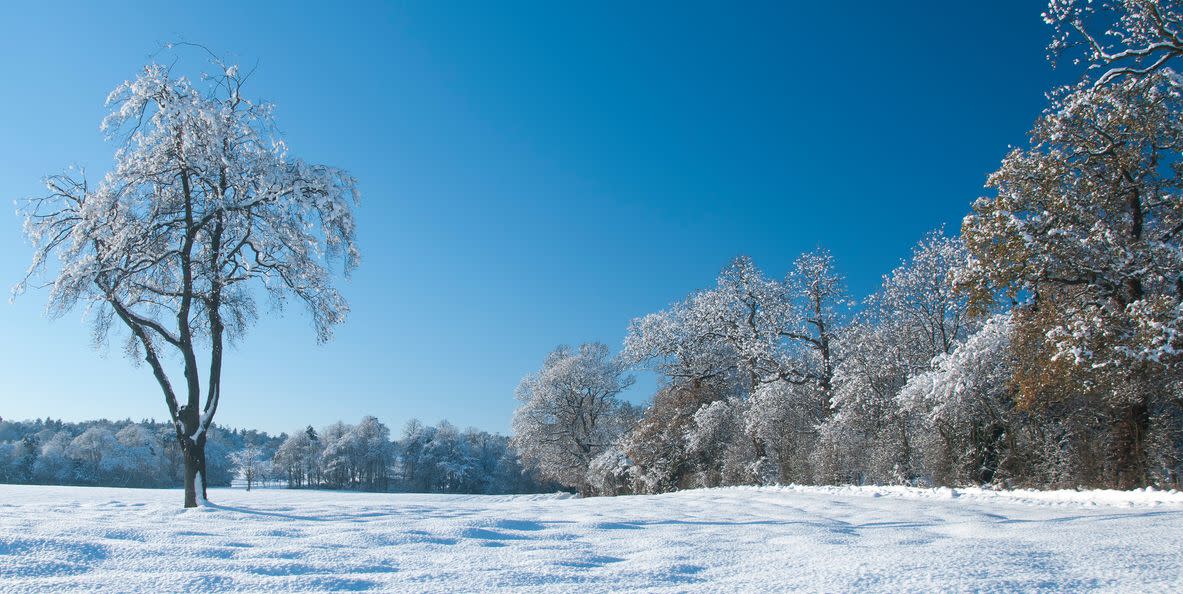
[1,484,1181,592]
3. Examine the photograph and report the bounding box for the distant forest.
[0,416,555,494]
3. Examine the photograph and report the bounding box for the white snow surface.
[1,484,1181,592]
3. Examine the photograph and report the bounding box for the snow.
[196,472,208,507]
[1,484,1181,592]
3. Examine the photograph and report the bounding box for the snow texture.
[0,484,1180,592]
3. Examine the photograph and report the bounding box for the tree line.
[0,415,555,495]
[510,0,1183,496]
[0,417,274,488]
[268,417,552,494]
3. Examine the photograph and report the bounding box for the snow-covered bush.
[586,447,633,496]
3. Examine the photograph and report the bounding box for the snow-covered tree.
[585,447,634,496]
[960,71,1183,368]
[305,417,393,491]
[67,427,118,483]
[386,419,546,494]
[960,5,1183,484]
[685,398,753,487]
[623,254,844,392]
[622,251,849,490]
[817,231,973,484]
[33,432,73,483]
[0,443,12,483]
[512,343,635,494]
[229,443,266,491]
[16,50,360,507]
[623,257,780,388]
[1044,0,1183,86]
[899,314,1017,486]
[816,322,915,485]
[319,421,357,488]
[352,416,393,491]
[787,249,848,406]
[272,427,321,488]
[397,419,433,491]
[110,424,166,486]
[870,231,971,360]
[422,421,474,493]
[624,382,725,493]
[202,427,237,488]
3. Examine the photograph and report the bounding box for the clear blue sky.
[0,1,1058,436]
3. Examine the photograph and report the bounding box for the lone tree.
[16,49,360,507]
[229,443,267,492]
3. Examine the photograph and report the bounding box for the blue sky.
[0,1,1058,435]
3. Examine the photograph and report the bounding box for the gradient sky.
[0,1,1061,436]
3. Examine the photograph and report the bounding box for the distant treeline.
[269,417,553,494]
[0,416,555,494]
[0,417,263,488]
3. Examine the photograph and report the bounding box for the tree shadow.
[200,501,331,522]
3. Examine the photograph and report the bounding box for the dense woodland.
[510,1,1183,496]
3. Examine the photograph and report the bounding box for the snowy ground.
[1,484,1181,592]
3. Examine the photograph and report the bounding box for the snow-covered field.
[1,484,1181,592]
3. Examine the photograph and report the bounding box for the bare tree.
[15,48,359,507]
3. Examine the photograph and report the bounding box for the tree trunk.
[1115,399,1150,489]
[180,435,207,508]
